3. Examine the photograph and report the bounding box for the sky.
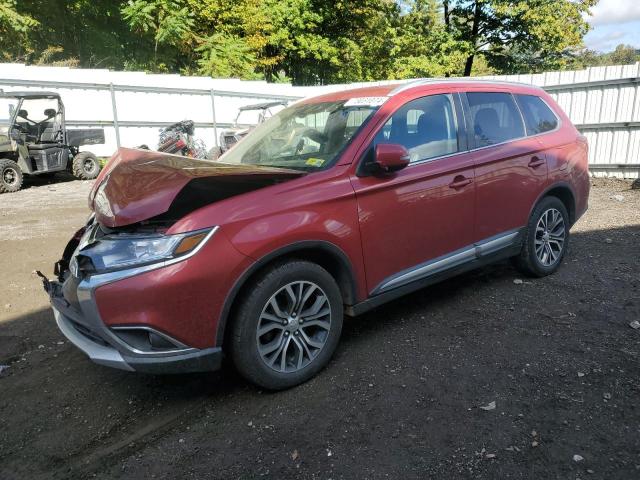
[584,0,640,52]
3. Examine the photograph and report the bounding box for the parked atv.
[209,100,287,160]
[158,120,208,158]
[0,91,105,193]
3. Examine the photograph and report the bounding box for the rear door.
[463,91,548,241]
[350,93,476,295]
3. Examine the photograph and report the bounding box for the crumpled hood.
[89,147,304,228]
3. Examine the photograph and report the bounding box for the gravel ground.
[0,175,638,480]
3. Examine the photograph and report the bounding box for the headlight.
[78,228,216,274]
[93,180,113,219]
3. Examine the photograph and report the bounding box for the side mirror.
[373,144,410,174]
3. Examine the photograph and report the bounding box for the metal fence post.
[623,63,640,164]
[109,83,121,148]
[210,89,219,147]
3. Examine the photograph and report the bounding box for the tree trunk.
[463,54,475,76]
[443,0,450,31]
[463,1,482,77]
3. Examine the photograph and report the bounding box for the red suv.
[44,80,589,389]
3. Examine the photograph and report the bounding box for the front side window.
[466,92,525,147]
[515,94,558,135]
[221,100,379,171]
[373,94,459,163]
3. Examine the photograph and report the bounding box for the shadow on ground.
[0,224,638,480]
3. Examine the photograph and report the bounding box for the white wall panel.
[0,62,639,176]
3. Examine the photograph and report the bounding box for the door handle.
[528,156,545,168]
[449,175,473,189]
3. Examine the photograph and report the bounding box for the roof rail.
[388,78,539,96]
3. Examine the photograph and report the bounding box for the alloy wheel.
[256,281,332,373]
[535,207,565,266]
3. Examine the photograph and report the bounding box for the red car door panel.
[351,153,475,294]
[473,137,548,239]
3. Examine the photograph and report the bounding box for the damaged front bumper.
[42,275,223,374]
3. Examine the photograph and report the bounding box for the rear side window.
[466,92,525,147]
[374,94,459,163]
[516,94,558,135]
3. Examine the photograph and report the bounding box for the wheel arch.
[532,182,577,225]
[215,241,358,348]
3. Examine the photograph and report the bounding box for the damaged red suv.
[45,80,589,389]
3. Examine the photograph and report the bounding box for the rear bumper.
[47,280,223,374]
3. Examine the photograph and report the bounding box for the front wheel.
[72,151,101,180]
[230,260,343,390]
[0,159,23,193]
[513,196,570,277]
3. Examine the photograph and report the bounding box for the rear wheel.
[72,151,100,180]
[230,260,343,390]
[0,159,23,193]
[513,196,569,277]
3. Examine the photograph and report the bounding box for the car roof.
[0,90,61,99]
[305,79,543,103]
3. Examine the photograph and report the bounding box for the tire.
[72,151,101,180]
[513,196,570,277]
[0,159,23,193]
[230,260,344,390]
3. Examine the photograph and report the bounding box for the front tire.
[230,260,343,390]
[0,159,23,193]
[72,152,100,180]
[513,196,570,277]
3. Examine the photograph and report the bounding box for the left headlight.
[79,228,216,274]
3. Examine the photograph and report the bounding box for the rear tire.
[513,196,570,277]
[0,159,23,193]
[230,260,343,390]
[72,152,100,180]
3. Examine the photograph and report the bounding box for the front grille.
[224,135,237,146]
[70,320,110,347]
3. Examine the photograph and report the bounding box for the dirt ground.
[0,174,639,480]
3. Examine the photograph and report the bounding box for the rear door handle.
[449,175,473,189]
[528,156,545,168]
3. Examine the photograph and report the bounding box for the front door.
[350,93,476,295]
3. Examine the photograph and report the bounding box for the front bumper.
[46,279,222,374]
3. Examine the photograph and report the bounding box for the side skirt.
[346,229,524,317]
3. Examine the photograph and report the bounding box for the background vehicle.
[209,100,287,159]
[0,91,105,193]
[157,120,207,158]
[44,80,589,390]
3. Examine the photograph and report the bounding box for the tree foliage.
[569,44,640,69]
[2,0,602,84]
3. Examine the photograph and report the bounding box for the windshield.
[221,100,379,171]
[0,98,19,125]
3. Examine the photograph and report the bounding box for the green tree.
[608,44,639,65]
[196,33,259,78]
[450,0,597,76]
[391,0,469,78]
[16,0,143,69]
[122,0,195,68]
[0,0,38,61]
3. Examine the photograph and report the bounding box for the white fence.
[0,62,639,178]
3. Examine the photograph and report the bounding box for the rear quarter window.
[515,94,559,135]
[466,92,525,147]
